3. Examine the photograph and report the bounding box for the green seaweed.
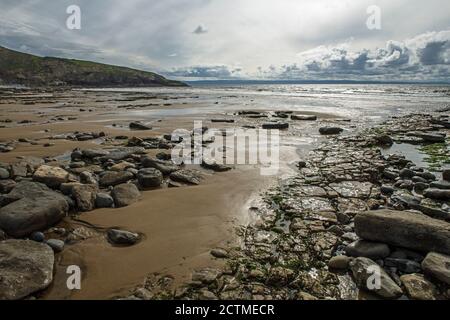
[418,142,450,171]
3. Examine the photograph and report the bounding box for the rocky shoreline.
[0,103,449,300]
[122,112,450,300]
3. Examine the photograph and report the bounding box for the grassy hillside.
[0,46,186,87]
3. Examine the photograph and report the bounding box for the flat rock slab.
[329,181,373,199]
[0,239,54,300]
[355,209,450,255]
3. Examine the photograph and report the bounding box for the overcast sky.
[1,0,449,81]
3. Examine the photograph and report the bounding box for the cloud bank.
[1,0,449,81]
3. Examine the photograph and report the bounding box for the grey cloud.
[165,65,242,79]
[193,25,208,34]
[259,30,450,81]
[418,41,450,65]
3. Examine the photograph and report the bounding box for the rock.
[400,274,436,300]
[319,127,343,135]
[381,185,395,195]
[107,229,140,246]
[0,229,7,240]
[137,168,163,188]
[99,171,134,187]
[201,159,232,172]
[375,134,393,146]
[170,169,203,185]
[129,121,152,130]
[384,258,421,274]
[0,239,54,300]
[417,171,436,181]
[262,122,289,130]
[430,180,450,190]
[0,181,69,237]
[423,188,450,201]
[46,239,65,252]
[355,209,450,255]
[72,184,98,212]
[411,132,446,143]
[110,161,135,172]
[141,157,179,175]
[421,252,450,285]
[111,183,141,207]
[10,162,28,178]
[192,268,221,284]
[198,289,218,300]
[30,231,45,242]
[32,165,69,188]
[291,114,317,121]
[81,148,110,159]
[0,179,16,193]
[443,169,450,182]
[399,168,415,179]
[80,171,97,185]
[345,240,390,259]
[211,119,234,123]
[382,170,398,180]
[296,291,318,300]
[95,193,114,208]
[0,167,10,179]
[349,257,403,299]
[210,248,228,258]
[336,211,351,224]
[328,255,351,270]
[267,266,295,286]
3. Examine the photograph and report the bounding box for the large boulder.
[32,165,69,188]
[355,209,450,255]
[99,171,134,187]
[345,240,390,259]
[0,181,68,237]
[0,239,54,300]
[111,183,141,207]
[349,257,402,299]
[421,252,450,285]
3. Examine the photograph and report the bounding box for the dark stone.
[137,168,163,188]
[99,171,134,187]
[107,229,140,246]
[111,183,141,207]
[262,122,289,130]
[129,122,152,130]
[0,181,68,237]
[319,127,343,135]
